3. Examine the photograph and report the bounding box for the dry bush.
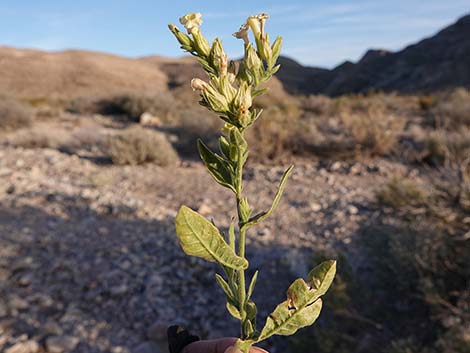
[423,129,470,166]
[107,126,178,166]
[292,215,469,353]
[6,125,106,155]
[376,177,427,208]
[418,95,437,111]
[68,93,178,123]
[247,102,301,160]
[171,107,222,156]
[0,96,32,131]
[6,127,72,149]
[301,95,335,116]
[340,104,405,156]
[431,88,470,130]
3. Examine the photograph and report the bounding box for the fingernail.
[224,346,243,353]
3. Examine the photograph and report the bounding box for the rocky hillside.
[276,14,470,95]
[1,14,468,100]
[0,47,289,101]
[0,47,171,98]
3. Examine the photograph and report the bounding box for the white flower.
[255,13,269,37]
[179,13,203,34]
[233,23,250,45]
[191,78,208,91]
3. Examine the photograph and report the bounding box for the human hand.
[182,338,268,353]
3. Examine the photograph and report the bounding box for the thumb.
[224,347,242,353]
[224,346,269,353]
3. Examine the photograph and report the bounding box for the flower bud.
[202,83,230,113]
[179,13,202,34]
[192,31,211,57]
[234,82,252,110]
[210,39,228,75]
[245,44,262,82]
[259,33,272,62]
[191,78,209,91]
[168,24,192,47]
[271,36,283,61]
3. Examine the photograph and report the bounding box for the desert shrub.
[376,177,427,208]
[431,88,470,130]
[167,106,222,158]
[301,95,335,116]
[107,126,178,166]
[423,129,470,166]
[247,98,301,160]
[6,125,106,155]
[6,127,69,149]
[97,93,177,122]
[246,106,298,160]
[340,106,405,156]
[68,93,177,122]
[290,215,470,353]
[0,96,32,131]
[418,95,437,111]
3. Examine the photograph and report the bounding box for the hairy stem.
[235,129,249,340]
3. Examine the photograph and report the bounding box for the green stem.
[235,129,248,339]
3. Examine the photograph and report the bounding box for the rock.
[0,301,7,317]
[197,203,212,215]
[6,184,15,194]
[8,295,28,310]
[132,341,164,353]
[139,113,162,127]
[310,202,322,212]
[347,205,359,215]
[45,335,79,353]
[18,273,33,287]
[5,340,39,353]
[110,284,129,297]
[0,318,15,333]
[330,161,342,172]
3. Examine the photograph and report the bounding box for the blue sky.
[0,1,468,68]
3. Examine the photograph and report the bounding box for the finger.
[183,338,237,353]
[183,338,270,353]
[224,345,269,353]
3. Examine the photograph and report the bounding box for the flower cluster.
[168,13,282,130]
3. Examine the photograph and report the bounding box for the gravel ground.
[0,146,410,353]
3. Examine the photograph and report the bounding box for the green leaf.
[175,206,248,270]
[197,139,235,192]
[243,165,294,229]
[219,136,231,160]
[247,270,259,300]
[228,222,236,251]
[257,260,336,341]
[226,301,241,319]
[243,320,255,338]
[252,88,268,98]
[215,273,234,300]
[307,260,337,297]
[239,197,252,222]
[258,298,322,340]
[245,300,257,321]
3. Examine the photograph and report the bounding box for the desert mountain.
[0,47,169,98]
[0,46,290,102]
[276,14,470,96]
[0,14,468,99]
